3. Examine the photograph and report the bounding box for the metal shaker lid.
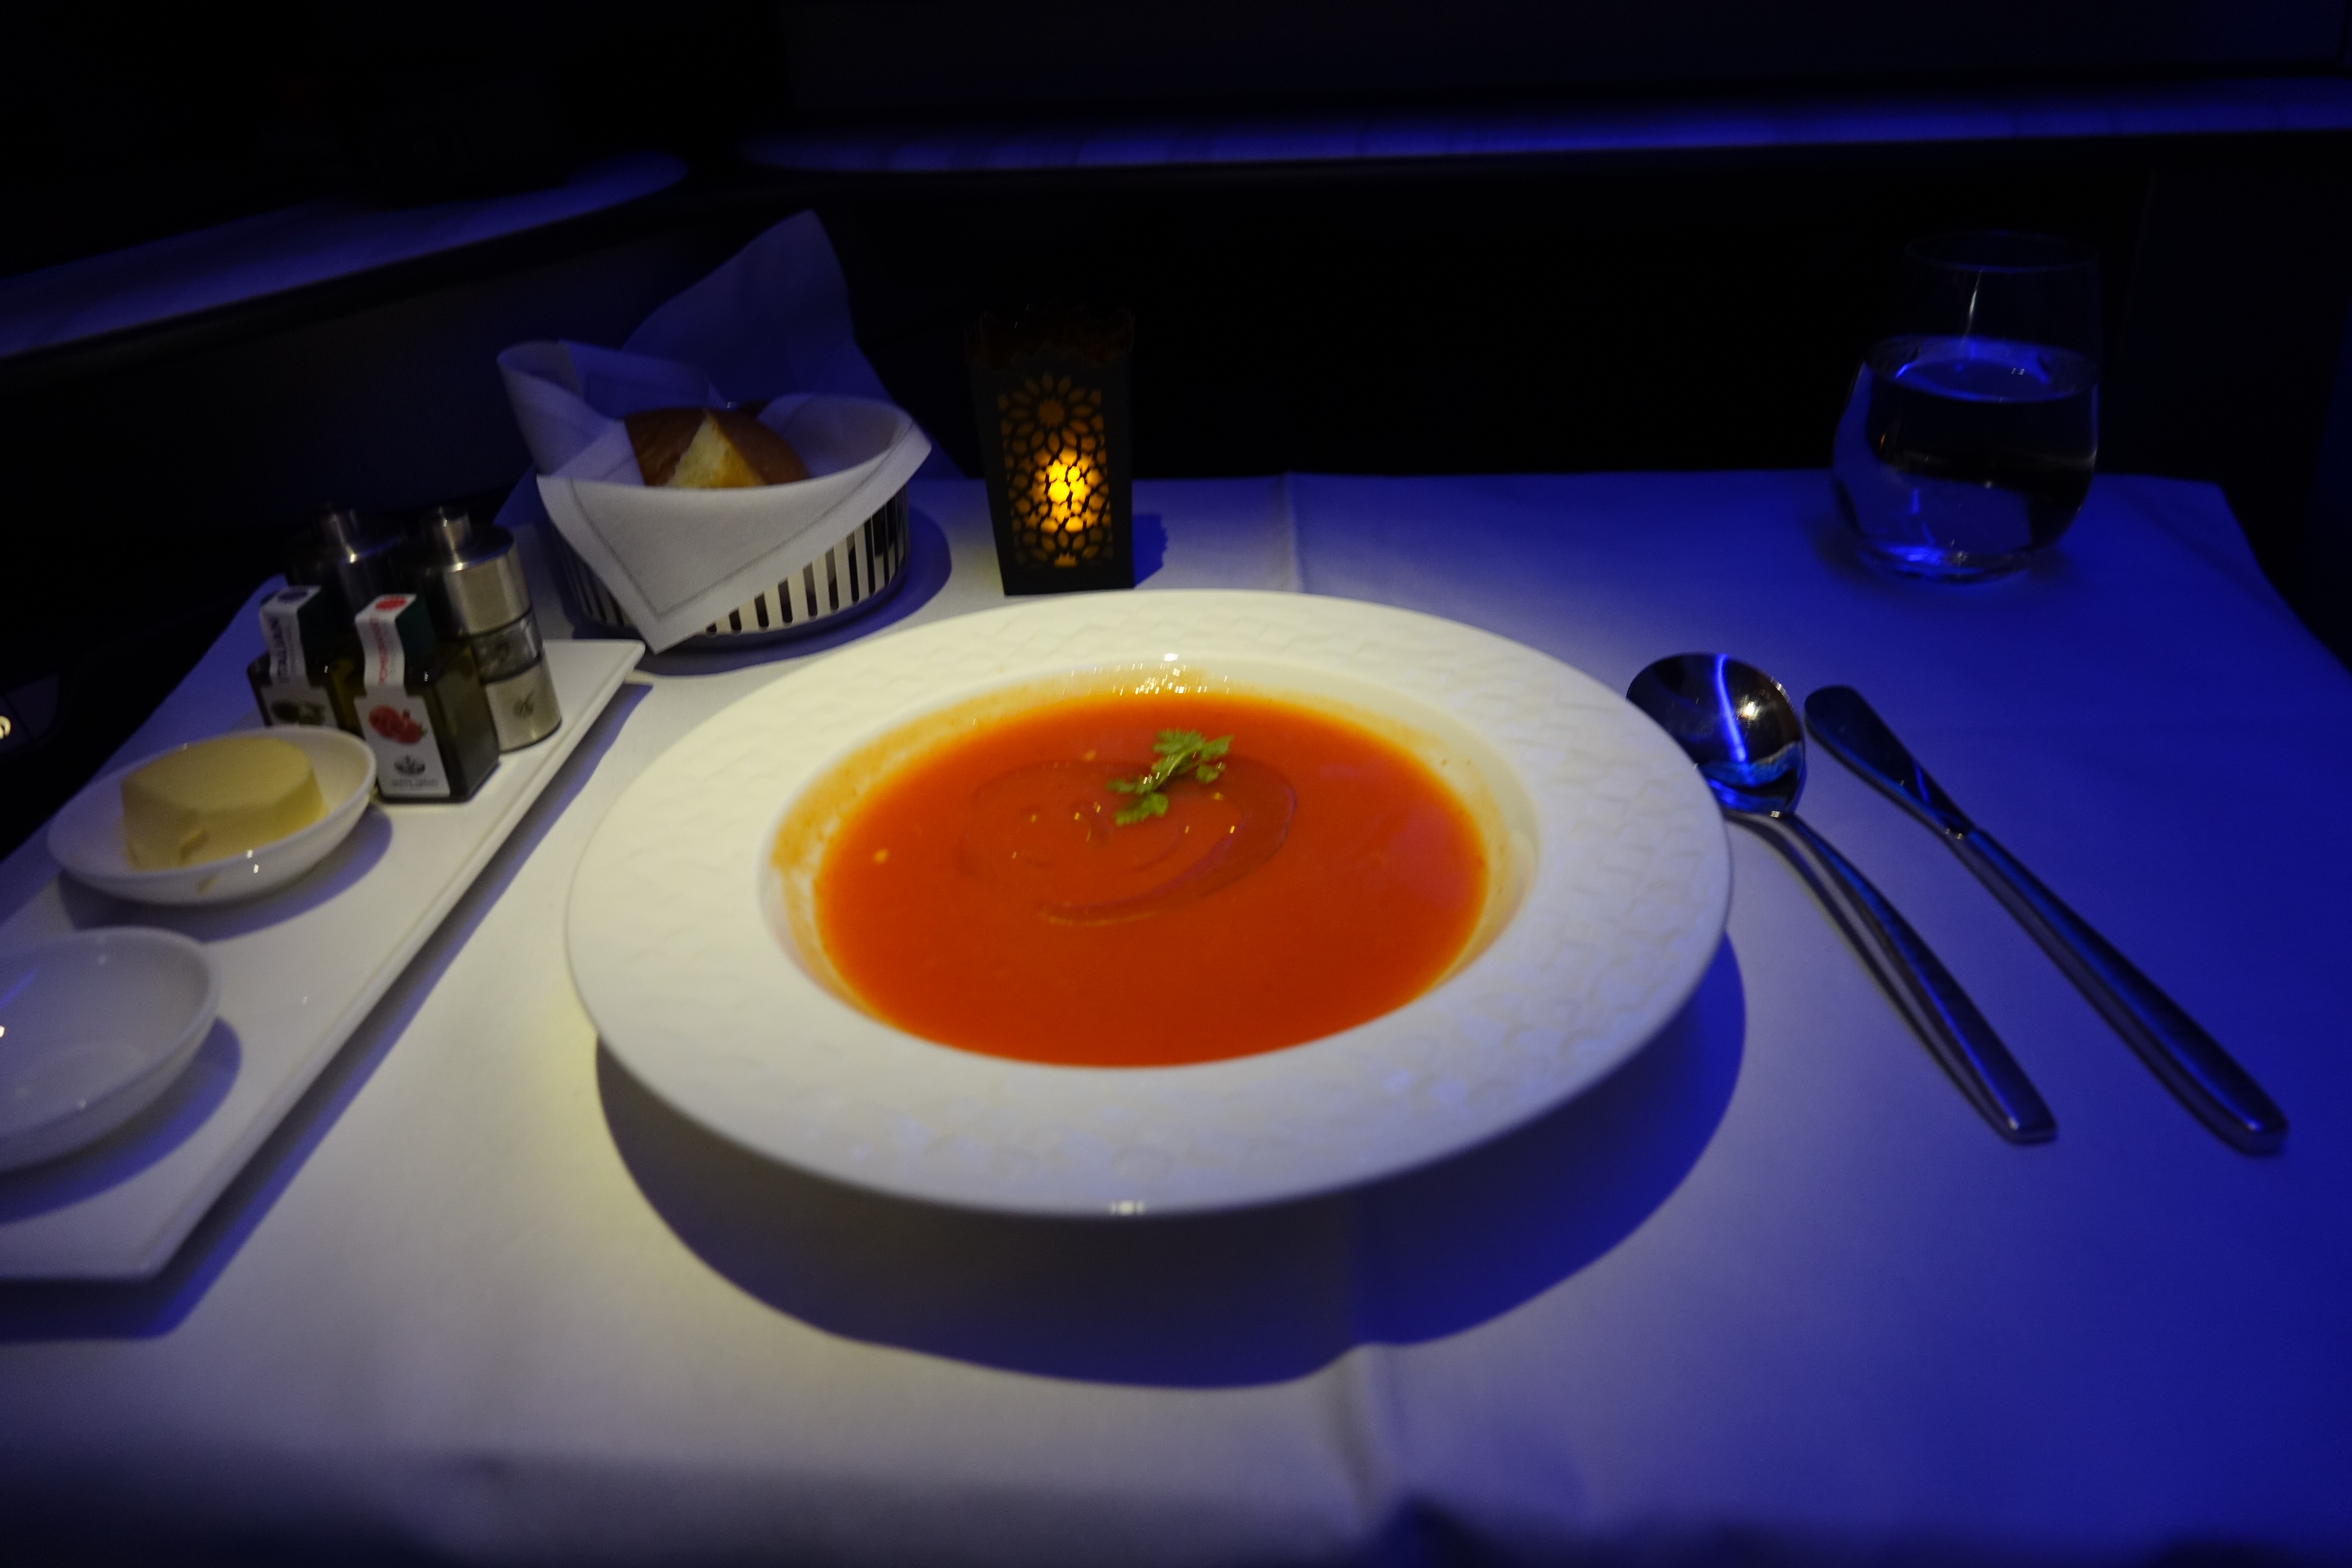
[417,507,532,635]
[312,505,413,618]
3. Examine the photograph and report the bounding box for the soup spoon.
[1627,654,2055,1143]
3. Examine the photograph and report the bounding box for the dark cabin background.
[5,0,2351,855]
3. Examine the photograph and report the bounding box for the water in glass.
[1833,333,2097,581]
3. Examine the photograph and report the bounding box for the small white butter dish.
[0,928,220,1172]
[48,727,377,906]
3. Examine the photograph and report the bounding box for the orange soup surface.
[803,691,1489,1067]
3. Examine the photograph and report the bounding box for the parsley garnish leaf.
[1108,730,1233,826]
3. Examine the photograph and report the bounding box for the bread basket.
[547,488,909,648]
[501,334,933,652]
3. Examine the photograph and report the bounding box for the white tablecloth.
[3,472,2347,1566]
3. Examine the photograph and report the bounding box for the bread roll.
[624,407,809,488]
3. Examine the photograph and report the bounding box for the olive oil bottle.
[247,584,360,734]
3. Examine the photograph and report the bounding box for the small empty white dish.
[0,928,220,1172]
[48,727,377,906]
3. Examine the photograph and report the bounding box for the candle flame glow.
[1037,442,1096,532]
[998,371,1111,567]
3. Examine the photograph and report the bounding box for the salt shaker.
[414,506,561,751]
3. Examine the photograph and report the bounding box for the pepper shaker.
[414,506,561,750]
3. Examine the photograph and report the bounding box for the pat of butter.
[121,735,325,870]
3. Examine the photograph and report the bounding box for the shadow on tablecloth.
[598,936,1745,1388]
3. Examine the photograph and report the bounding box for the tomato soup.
[782,686,1492,1067]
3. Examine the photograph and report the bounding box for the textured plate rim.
[569,591,1730,1217]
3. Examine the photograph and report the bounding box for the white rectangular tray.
[0,636,641,1280]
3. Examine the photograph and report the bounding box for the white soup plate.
[569,591,1730,1216]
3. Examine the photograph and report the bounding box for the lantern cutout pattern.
[999,374,1110,569]
[965,304,1134,595]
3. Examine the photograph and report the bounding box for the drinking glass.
[1831,232,2100,582]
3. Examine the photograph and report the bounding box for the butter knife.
[1804,686,2285,1154]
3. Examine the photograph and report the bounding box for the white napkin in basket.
[499,340,931,651]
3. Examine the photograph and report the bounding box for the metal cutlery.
[1805,685,2285,1154]
[1628,655,2056,1143]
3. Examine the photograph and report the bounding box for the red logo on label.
[368,705,425,745]
[373,596,408,611]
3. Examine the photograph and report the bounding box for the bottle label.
[258,678,337,728]
[356,597,451,799]
[260,586,319,686]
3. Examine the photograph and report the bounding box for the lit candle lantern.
[967,308,1134,595]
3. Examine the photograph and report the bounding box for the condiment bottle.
[246,584,359,733]
[413,506,561,751]
[352,594,500,802]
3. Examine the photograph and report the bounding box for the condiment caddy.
[7,592,641,1279]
